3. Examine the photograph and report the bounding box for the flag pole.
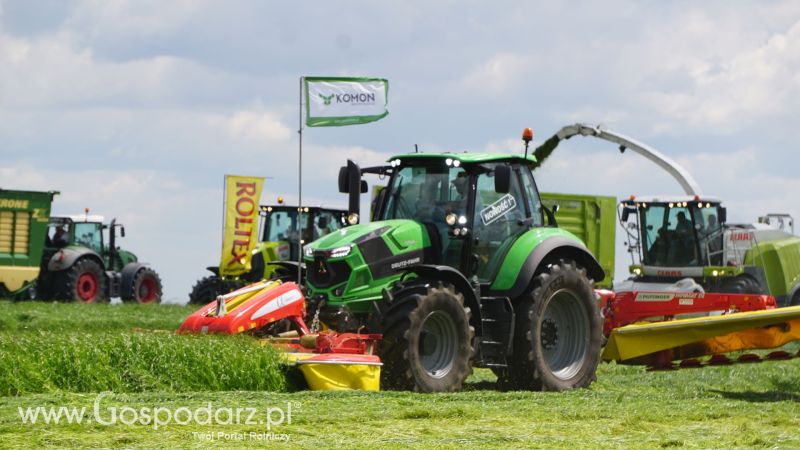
[297,76,304,285]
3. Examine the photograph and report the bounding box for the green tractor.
[188,203,347,304]
[36,213,163,303]
[296,142,606,392]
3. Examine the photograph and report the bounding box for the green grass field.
[0,301,798,449]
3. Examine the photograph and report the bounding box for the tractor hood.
[308,219,429,254]
[303,220,431,305]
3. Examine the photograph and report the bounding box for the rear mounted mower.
[179,280,382,391]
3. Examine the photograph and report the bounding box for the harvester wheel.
[501,259,602,391]
[379,281,474,393]
[718,275,763,295]
[130,267,162,304]
[59,258,108,303]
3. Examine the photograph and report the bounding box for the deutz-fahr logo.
[318,92,376,106]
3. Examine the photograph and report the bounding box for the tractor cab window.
[519,168,544,227]
[313,211,343,241]
[641,204,701,266]
[73,222,103,254]
[265,211,303,244]
[47,223,71,248]
[381,164,468,267]
[472,164,528,282]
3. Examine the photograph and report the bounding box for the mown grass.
[0,361,799,449]
[0,302,798,448]
[0,300,193,332]
[0,332,288,395]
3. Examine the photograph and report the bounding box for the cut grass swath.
[0,332,288,395]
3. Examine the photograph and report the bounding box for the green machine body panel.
[540,192,617,288]
[304,219,430,314]
[0,189,57,295]
[746,234,800,301]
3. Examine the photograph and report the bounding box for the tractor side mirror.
[360,180,368,193]
[338,166,349,193]
[719,207,727,224]
[621,207,630,222]
[551,203,559,214]
[494,165,511,194]
[120,226,126,238]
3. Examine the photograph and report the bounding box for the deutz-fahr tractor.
[37,213,162,303]
[297,135,606,392]
[189,203,347,303]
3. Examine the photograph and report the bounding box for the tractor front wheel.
[501,259,603,391]
[59,258,108,303]
[379,282,474,392]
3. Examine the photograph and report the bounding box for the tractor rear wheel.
[500,260,602,391]
[379,281,474,392]
[58,258,108,303]
[130,267,162,304]
[188,275,245,304]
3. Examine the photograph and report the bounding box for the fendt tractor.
[535,123,800,306]
[292,132,606,392]
[189,202,347,303]
[0,189,163,303]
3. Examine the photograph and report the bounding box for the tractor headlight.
[347,213,359,225]
[330,245,352,258]
[303,245,314,258]
[445,213,457,226]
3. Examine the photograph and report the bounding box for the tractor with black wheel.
[188,203,347,304]
[37,214,162,303]
[296,134,605,393]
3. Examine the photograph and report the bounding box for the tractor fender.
[404,264,482,334]
[497,236,605,300]
[47,246,104,273]
[120,262,151,297]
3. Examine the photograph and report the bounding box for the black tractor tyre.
[718,275,763,295]
[379,281,474,393]
[188,275,245,304]
[499,259,603,391]
[128,267,163,304]
[57,258,108,303]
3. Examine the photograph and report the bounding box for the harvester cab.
[38,214,162,304]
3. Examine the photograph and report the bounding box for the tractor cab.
[46,215,132,271]
[259,205,347,262]
[371,154,544,281]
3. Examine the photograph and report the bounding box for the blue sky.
[2,1,799,301]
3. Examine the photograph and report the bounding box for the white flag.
[305,77,389,127]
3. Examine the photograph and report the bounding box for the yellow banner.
[220,175,264,277]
